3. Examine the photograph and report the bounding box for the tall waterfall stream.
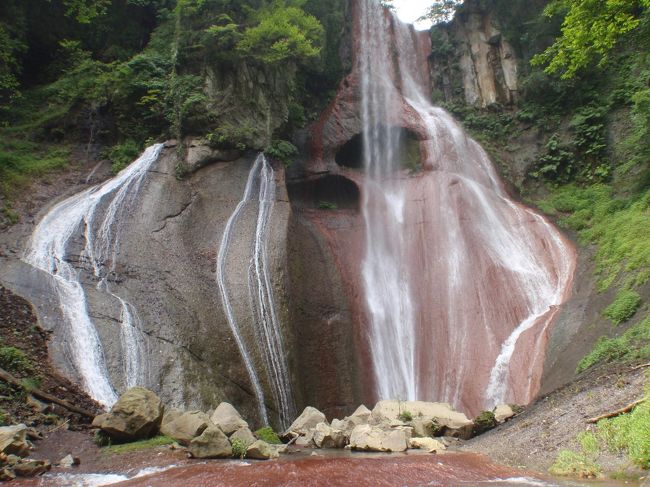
[23,144,163,407]
[358,0,574,412]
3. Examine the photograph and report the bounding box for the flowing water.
[216,154,295,428]
[358,0,575,412]
[23,144,163,407]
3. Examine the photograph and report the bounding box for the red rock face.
[294,0,575,416]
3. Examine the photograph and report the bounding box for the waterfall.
[23,144,163,407]
[358,0,574,412]
[216,154,295,428]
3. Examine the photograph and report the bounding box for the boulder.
[350,405,371,420]
[188,426,232,459]
[246,440,279,460]
[230,427,256,448]
[294,431,315,447]
[312,422,347,449]
[210,403,248,436]
[58,454,80,468]
[349,424,409,452]
[0,468,15,481]
[409,437,446,453]
[161,411,211,445]
[92,387,164,442]
[284,406,327,437]
[13,459,51,477]
[493,404,515,423]
[370,401,473,439]
[410,418,439,438]
[161,407,183,426]
[0,425,31,457]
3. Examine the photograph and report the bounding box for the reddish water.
[115,453,556,487]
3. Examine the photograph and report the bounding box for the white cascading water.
[359,0,574,412]
[216,154,295,428]
[23,144,163,407]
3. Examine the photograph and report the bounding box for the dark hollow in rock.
[288,175,360,211]
[335,127,422,171]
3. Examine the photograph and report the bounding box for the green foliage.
[237,2,324,65]
[532,0,650,79]
[419,1,461,24]
[20,377,43,392]
[94,429,111,447]
[577,314,650,372]
[230,437,247,459]
[398,410,413,422]
[102,435,175,453]
[604,289,642,325]
[597,382,650,469]
[254,426,282,445]
[473,411,498,435]
[266,139,298,166]
[539,185,650,290]
[0,346,33,374]
[105,140,141,174]
[549,448,601,478]
[317,201,337,210]
[206,123,257,151]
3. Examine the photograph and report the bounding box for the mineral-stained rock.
[312,422,347,449]
[493,404,515,423]
[246,440,279,460]
[0,425,31,457]
[210,403,248,436]
[370,401,473,439]
[92,387,164,442]
[188,426,232,459]
[349,424,409,452]
[230,427,256,448]
[409,437,446,453]
[161,411,211,445]
[284,406,327,437]
[13,459,51,477]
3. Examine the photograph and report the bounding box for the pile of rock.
[93,387,283,460]
[283,400,516,453]
[0,424,51,480]
[91,387,518,460]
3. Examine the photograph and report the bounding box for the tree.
[419,0,461,24]
[532,0,650,79]
[237,1,324,65]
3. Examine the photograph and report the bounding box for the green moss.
[577,314,650,372]
[102,435,175,454]
[604,289,642,325]
[398,410,413,422]
[473,410,497,435]
[317,201,337,210]
[549,449,601,478]
[254,426,282,445]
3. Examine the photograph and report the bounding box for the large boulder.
[210,403,248,436]
[188,426,232,459]
[0,425,31,457]
[12,459,51,477]
[284,407,327,437]
[409,437,446,453]
[493,404,515,423]
[161,407,183,427]
[350,405,371,420]
[370,401,473,439]
[160,411,211,445]
[312,422,347,449]
[92,387,164,442]
[246,440,279,460]
[349,424,409,452]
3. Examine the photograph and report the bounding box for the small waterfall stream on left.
[216,154,295,429]
[23,144,163,407]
